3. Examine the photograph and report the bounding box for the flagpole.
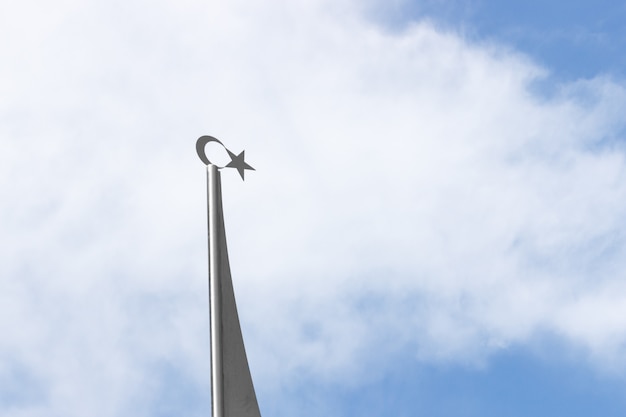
[207,164,224,417]
[199,136,260,417]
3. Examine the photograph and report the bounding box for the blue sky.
[333,2,626,416]
[383,0,626,81]
[2,0,626,416]
[338,348,626,417]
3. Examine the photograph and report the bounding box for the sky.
[2,0,626,416]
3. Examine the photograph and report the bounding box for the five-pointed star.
[226,149,255,180]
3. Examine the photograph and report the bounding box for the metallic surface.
[197,135,255,180]
[206,162,262,417]
[197,135,226,166]
[208,165,224,417]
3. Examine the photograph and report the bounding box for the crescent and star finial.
[196,135,255,180]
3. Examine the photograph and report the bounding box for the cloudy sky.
[2,0,626,415]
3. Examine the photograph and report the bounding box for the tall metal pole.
[199,136,260,417]
[207,164,224,417]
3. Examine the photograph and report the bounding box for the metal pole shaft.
[208,164,224,417]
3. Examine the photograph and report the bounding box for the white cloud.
[2,0,626,415]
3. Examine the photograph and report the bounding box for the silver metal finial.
[196,135,255,180]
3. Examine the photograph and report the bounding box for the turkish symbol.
[196,135,255,180]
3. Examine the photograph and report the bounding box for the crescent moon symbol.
[196,135,226,166]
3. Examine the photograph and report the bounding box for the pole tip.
[196,135,255,180]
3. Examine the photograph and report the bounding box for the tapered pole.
[199,136,260,417]
[207,164,224,417]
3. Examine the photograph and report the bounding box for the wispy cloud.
[2,0,626,415]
